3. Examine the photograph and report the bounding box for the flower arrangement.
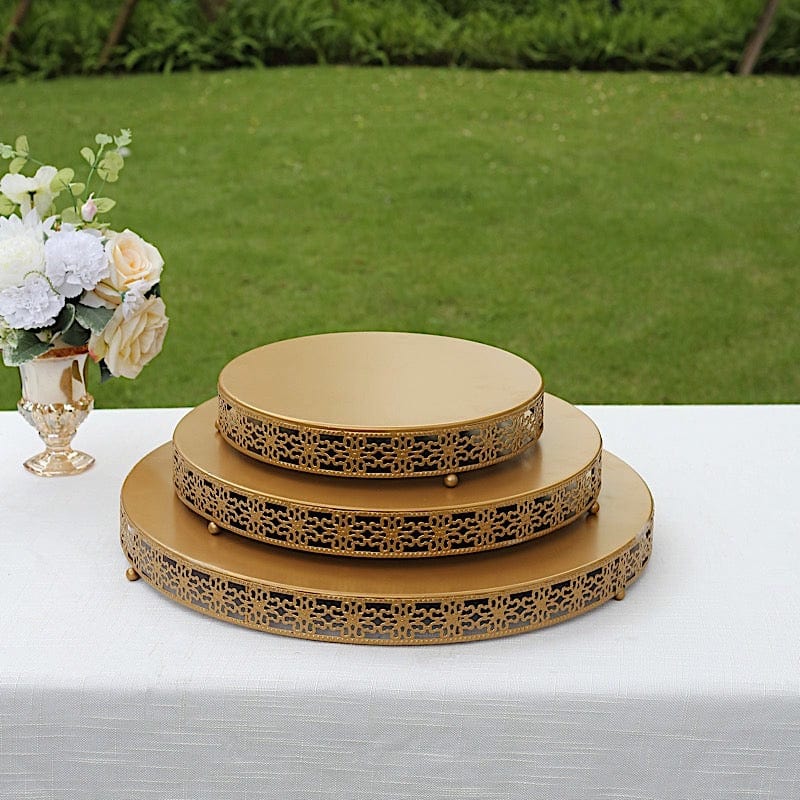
[0,130,167,380]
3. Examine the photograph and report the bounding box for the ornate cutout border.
[216,390,545,479]
[121,509,652,646]
[173,447,602,558]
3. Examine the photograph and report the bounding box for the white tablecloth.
[1,405,798,800]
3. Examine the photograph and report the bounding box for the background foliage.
[0,67,798,408]
[1,0,799,79]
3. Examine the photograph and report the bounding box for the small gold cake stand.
[217,332,544,478]
[174,395,602,558]
[122,446,652,645]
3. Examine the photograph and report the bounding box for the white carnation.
[0,273,65,330]
[44,229,109,298]
[0,212,46,291]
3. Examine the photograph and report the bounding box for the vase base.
[24,450,95,477]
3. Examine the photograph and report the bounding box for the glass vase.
[17,345,95,477]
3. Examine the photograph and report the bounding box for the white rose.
[89,295,168,379]
[92,229,163,306]
[0,212,46,290]
[0,165,59,216]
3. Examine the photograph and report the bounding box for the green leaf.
[81,147,95,166]
[0,195,15,214]
[2,330,51,367]
[97,152,123,181]
[0,143,14,159]
[74,304,114,334]
[60,207,81,224]
[99,151,124,172]
[93,197,116,213]
[146,282,161,298]
[60,322,91,347]
[95,133,113,146]
[114,129,132,148]
[9,157,26,174]
[99,359,114,383]
[14,135,29,155]
[53,302,76,336]
[69,182,86,196]
[50,168,74,192]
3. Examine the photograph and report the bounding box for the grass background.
[1,66,798,408]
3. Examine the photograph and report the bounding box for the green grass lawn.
[0,66,798,408]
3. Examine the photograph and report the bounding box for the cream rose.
[92,229,163,306]
[90,296,168,379]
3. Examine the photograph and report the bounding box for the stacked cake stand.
[121,332,653,645]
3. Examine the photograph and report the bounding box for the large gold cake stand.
[174,395,601,558]
[217,332,544,478]
[122,446,653,646]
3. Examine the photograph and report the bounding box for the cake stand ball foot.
[614,587,626,601]
[443,473,459,488]
[589,501,600,515]
[208,521,221,535]
[125,566,140,582]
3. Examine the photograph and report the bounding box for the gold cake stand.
[174,395,601,558]
[122,446,653,645]
[217,332,544,478]
[121,332,654,645]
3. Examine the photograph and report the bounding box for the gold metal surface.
[17,348,95,477]
[443,473,459,488]
[173,395,602,557]
[219,332,543,429]
[590,501,600,515]
[217,333,545,478]
[121,445,653,645]
[207,522,220,535]
[125,566,140,581]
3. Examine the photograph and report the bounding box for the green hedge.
[1,0,799,78]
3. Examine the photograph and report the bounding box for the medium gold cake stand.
[175,395,601,558]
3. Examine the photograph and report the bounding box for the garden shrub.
[0,0,798,78]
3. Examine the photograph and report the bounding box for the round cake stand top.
[218,332,543,432]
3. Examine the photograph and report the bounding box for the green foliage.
[54,303,91,348]
[0,0,799,77]
[74,305,114,335]
[2,330,51,367]
[52,302,76,337]
[0,2,114,78]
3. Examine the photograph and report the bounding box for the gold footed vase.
[17,346,95,477]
